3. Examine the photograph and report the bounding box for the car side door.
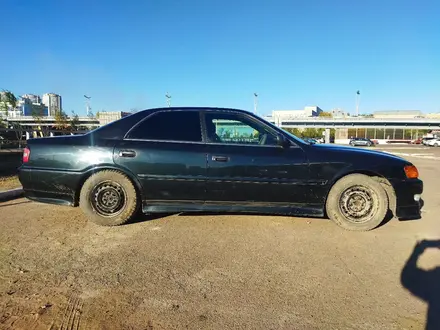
[202,110,311,205]
[113,109,207,204]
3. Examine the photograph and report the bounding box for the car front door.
[113,110,206,204]
[202,110,310,205]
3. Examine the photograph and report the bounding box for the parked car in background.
[303,138,318,144]
[422,137,436,145]
[410,138,422,144]
[349,138,375,147]
[19,107,423,231]
[426,138,440,147]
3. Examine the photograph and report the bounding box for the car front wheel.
[80,170,139,226]
[435,143,439,147]
[326,174,388,231]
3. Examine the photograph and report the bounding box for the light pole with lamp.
[165,92,171,107]
[356,90,360,116]
[254,93,258,115]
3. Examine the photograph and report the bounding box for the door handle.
[212,155,229,162]
[119,150,136,158]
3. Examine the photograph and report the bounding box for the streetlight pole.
[165,92,171,107]
[254,93,258,115]
[84,95,91,116]
[356,90,360,116]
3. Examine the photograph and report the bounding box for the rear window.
[90,111,149,139]
[127,111,202,142]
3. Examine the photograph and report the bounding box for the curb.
[0,188,24,202]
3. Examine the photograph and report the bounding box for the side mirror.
[277,134,290,148]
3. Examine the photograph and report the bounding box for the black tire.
[326,174,388,231]
[435,143,439,147]
[367,142,372,147]
[79,170,139,226]
[350,142,355,146]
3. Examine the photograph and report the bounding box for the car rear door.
[202,110,310,205]
[113,110,206,203]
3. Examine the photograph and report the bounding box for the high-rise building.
[42,93,62,116]
[18,98,48,117]
[21,94,41,104]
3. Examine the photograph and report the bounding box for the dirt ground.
[0,176,21,191]
[0,145,439,330]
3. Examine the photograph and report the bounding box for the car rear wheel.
[326,174,388,231]
[367,142,372,147]
[435,143,439,147]
[80,170,139,226]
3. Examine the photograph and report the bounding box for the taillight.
[23,147,30,163]
[404,165,418,179]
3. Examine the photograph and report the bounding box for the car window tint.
[128,111,202,142]
[204,113,277,146]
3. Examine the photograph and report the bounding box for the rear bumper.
[18,167,80,206]
[391,178,423,220]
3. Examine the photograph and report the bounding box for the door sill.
[142,200,324,217]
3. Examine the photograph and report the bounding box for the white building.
[42,93,62,116]
[330,108,347,118]
[373,110,423,119]
[96,111,131,126]
[21,94,41,104]
[266,106,323,124]
[272,106,322,120]
[425,113,440,119]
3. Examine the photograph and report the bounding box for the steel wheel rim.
[91,181,127,217]
[339,185,376,223]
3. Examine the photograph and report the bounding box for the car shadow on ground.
[401,239,440,330]
[127,211,325,226]
[126,203,417,228]
[128,212,172,225]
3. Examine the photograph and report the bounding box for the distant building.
[21,102,48,117]
[373,110,423,119]
[42,93,62,116]
[425,113,440,119]
[16,95,48,117]
[96,111,131,126]
[330,108,347,118]
[271,106,323,120]
[21,94,41,104]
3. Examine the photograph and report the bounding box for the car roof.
[138,107,255,116]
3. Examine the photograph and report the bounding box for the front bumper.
[391,178,423,220]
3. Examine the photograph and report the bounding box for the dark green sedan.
[19,107,423,231]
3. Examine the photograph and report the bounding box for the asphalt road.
[0,145,439,330]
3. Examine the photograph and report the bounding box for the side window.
[127,111,202,142]
[204,113,278,146]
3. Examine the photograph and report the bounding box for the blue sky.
[1,0,439,116]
